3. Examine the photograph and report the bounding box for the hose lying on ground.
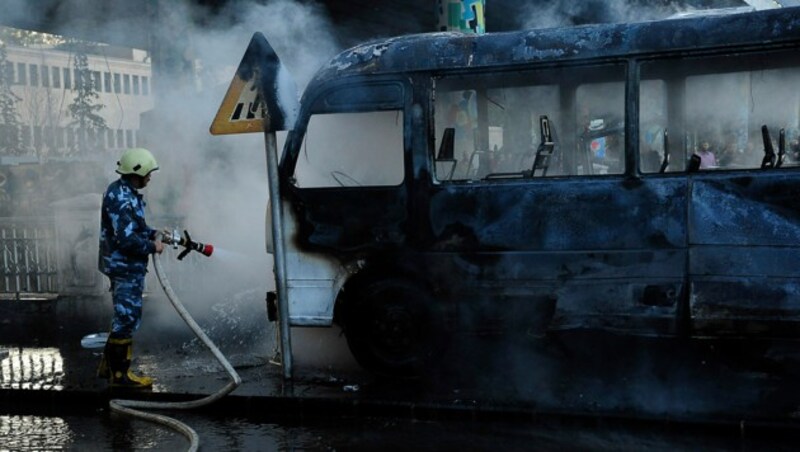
[109,254,242,452]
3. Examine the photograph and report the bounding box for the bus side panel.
[424,177,687,336]
[689,173,800,337]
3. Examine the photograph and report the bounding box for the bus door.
[286,80,410,251]
[279,80,411,324]
[429,64,687,336]
[643,49,800,337]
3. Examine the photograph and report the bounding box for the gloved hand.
[154,237,165,254]
[158,228,175,244]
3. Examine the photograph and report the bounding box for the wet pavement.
[2,292,800,450]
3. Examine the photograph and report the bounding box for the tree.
[67,41,107,154]
[0,26,65,47]
[0,40,21,155]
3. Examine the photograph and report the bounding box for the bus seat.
[777,128,786,168]
[659,129,670,173]
[531,115,555,177]
[688,154,701,173]
[761,124,776,169]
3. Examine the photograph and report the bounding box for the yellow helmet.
[117,148,159,177]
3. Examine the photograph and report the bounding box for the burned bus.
[254,8,800,375]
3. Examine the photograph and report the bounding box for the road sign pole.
[264,130,293,380]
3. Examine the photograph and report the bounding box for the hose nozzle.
[163,229,214,260]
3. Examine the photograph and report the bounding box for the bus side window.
[640,48,800,173]
[433,64,626,182]
[294,110,405,188]
[576,81,626,176]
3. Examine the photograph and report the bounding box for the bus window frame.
[430,59,631,184]
[635,44,800,175]
[282,76,413,188]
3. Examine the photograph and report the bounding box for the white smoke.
[131,0,342,350]
[1,0,345,361]
[518,0,693,30]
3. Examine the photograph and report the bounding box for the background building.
[2,42,153,161]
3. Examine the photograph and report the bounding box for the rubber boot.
[107,337,153,389]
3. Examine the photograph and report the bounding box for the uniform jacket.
[98,177,156,276]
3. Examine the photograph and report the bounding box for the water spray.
[162,229,214,260]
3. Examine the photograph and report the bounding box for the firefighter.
[96,147,164,389]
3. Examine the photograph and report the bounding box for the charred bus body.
[264,8,800,375]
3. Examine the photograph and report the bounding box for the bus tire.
[344,278,443,377]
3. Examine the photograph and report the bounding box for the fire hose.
[109,231,240,452]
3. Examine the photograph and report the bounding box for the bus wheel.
[344,279,443,377]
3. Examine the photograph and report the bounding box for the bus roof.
[309,7,800,90]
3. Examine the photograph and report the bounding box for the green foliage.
[67,42,107,154]
[0,42,21,155]
[0,26,65,47]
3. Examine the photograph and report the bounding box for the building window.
[66,128,75,148]
[75,128,84,149]
[29,64,38,86]
[73,69,80,89]
[123,74,130,94]
[0,125,16,148]
[17,63,27,85]
[116,129,124,148]
[113,73,121,93]
[21,125,31,147]
[132,75,139,95]
[44,127,54,149]
[33,126,42,148]
[56,127,65,148]
[142,76,149,95]
[63,68,71,90]
[104,72,111,92]
[3,62,12,85]
[92,71,101,91]
[125,129,133,147]
[52,67,61,88]
[41,66,49,87]
[107,129,114,148]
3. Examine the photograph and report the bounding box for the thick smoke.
[132,0,343,361]
[1,0,343,364]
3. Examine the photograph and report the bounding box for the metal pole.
[2,228,9,292]
[12,226,20,293]
[264,130,293,380]
[33,227,42,292]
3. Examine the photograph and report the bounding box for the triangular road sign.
[210,33,298,135]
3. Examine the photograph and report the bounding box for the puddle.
[0,347,64,390]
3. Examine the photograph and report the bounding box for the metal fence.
[0,214,209,299]
[0,218,58,297]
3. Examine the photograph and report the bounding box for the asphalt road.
[2,293,800,450]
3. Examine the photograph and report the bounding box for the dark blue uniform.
[98,177,156,338]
